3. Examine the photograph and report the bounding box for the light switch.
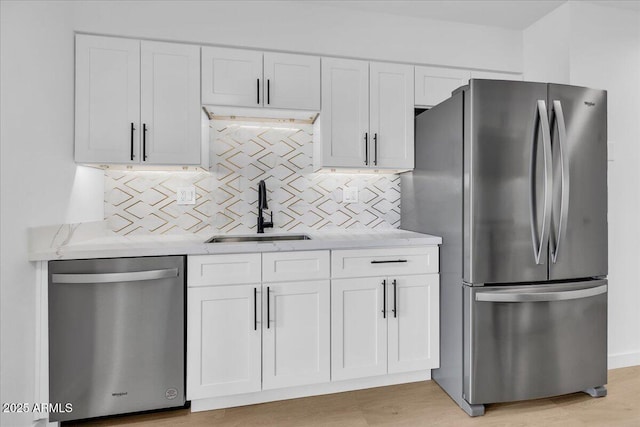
[343,186,359,203]
[177,187,196,205]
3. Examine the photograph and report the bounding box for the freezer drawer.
[463,280,607,404]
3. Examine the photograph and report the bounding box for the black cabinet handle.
[382,279,386,318]
[373,133,378,166]
[254,287,258,331]
[130,123,135,161]
[364,133,369,165]
[257,79,260,104]
[392,279,397,318]
[371,260,408,264]
[267,79,270,105]
[266,286,270,329]
[142,123,148,161]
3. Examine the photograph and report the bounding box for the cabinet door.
[470,70,523,81]
[187,285,261,399]
[370,62,414,169]
[321,58,369,168]
[387,274,440,374]
[263,280,330,389]
[141,41,201,165]
[75,35,140,164]
[263,53,320,110]
[201,47,263,107]
[331,277,387,381]
[414,66,469,107]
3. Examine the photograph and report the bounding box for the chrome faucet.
[257,180,273,234]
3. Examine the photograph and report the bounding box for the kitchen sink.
[205,234,312,243]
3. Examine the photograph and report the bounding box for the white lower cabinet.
[187,251,331,400]
[332,274,439,381]
[331,277,388,380]
[187,284,261,399]
[387,274,439,374]
[263,280,330,390]
[186,246,439,408]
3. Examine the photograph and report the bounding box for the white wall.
[523,3,571,83]
[0,3,103,427]
[569,2,640,369]
[524,1,640,368]
[71,0,523,72]
[0,2,523,426]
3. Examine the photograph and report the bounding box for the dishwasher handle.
[51,268,179,284]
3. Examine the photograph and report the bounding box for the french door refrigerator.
[401,79,608,416]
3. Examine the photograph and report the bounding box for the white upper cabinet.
[414,66,469,108]
[263,52,320,110]
[320,58,370,168]
[201,47,263,107]
[370,62,414,169]
[470,70,523,81]
[75,35,140,164]
[75,35,201,166]
[415,67,524,108]
[202,47,320,110]
[320,58,414,171]
[141,41,201,165]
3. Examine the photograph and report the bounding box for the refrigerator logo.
[112,392,128,397]
[165,388,178,400]
[584,101,596,107]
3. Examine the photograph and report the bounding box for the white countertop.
[28,221,442,261]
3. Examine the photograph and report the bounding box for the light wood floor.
[71,366,640,426]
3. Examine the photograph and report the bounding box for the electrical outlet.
[343,186,359,203]
[176,187,196,205]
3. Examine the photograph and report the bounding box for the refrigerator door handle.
[529,100,553,265]
[476,284,607,303]
[550,100,570,263]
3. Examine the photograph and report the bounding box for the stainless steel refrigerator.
[401,79,608,416]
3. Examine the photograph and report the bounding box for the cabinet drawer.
[262,251,330,282]
[188,254,261,286]
[331,247,438,278]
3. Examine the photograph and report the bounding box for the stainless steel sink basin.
[205,234,312,243]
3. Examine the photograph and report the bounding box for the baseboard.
[191,370,431,412]
[608,351,640,369]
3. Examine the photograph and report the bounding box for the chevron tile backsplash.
[104,120,401,235]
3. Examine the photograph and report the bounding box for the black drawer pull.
[382,279,386,318]
[371,260,408,264]
[266,286,270,329]
[254,287,258,331]
[130,122,135,161]
[142,123,148,161]
[392,279,397,318]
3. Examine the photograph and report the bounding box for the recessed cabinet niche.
[74,34,201,166]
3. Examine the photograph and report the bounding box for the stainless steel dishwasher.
[48,256,185,422]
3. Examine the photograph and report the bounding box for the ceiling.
[306,0,640,30]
